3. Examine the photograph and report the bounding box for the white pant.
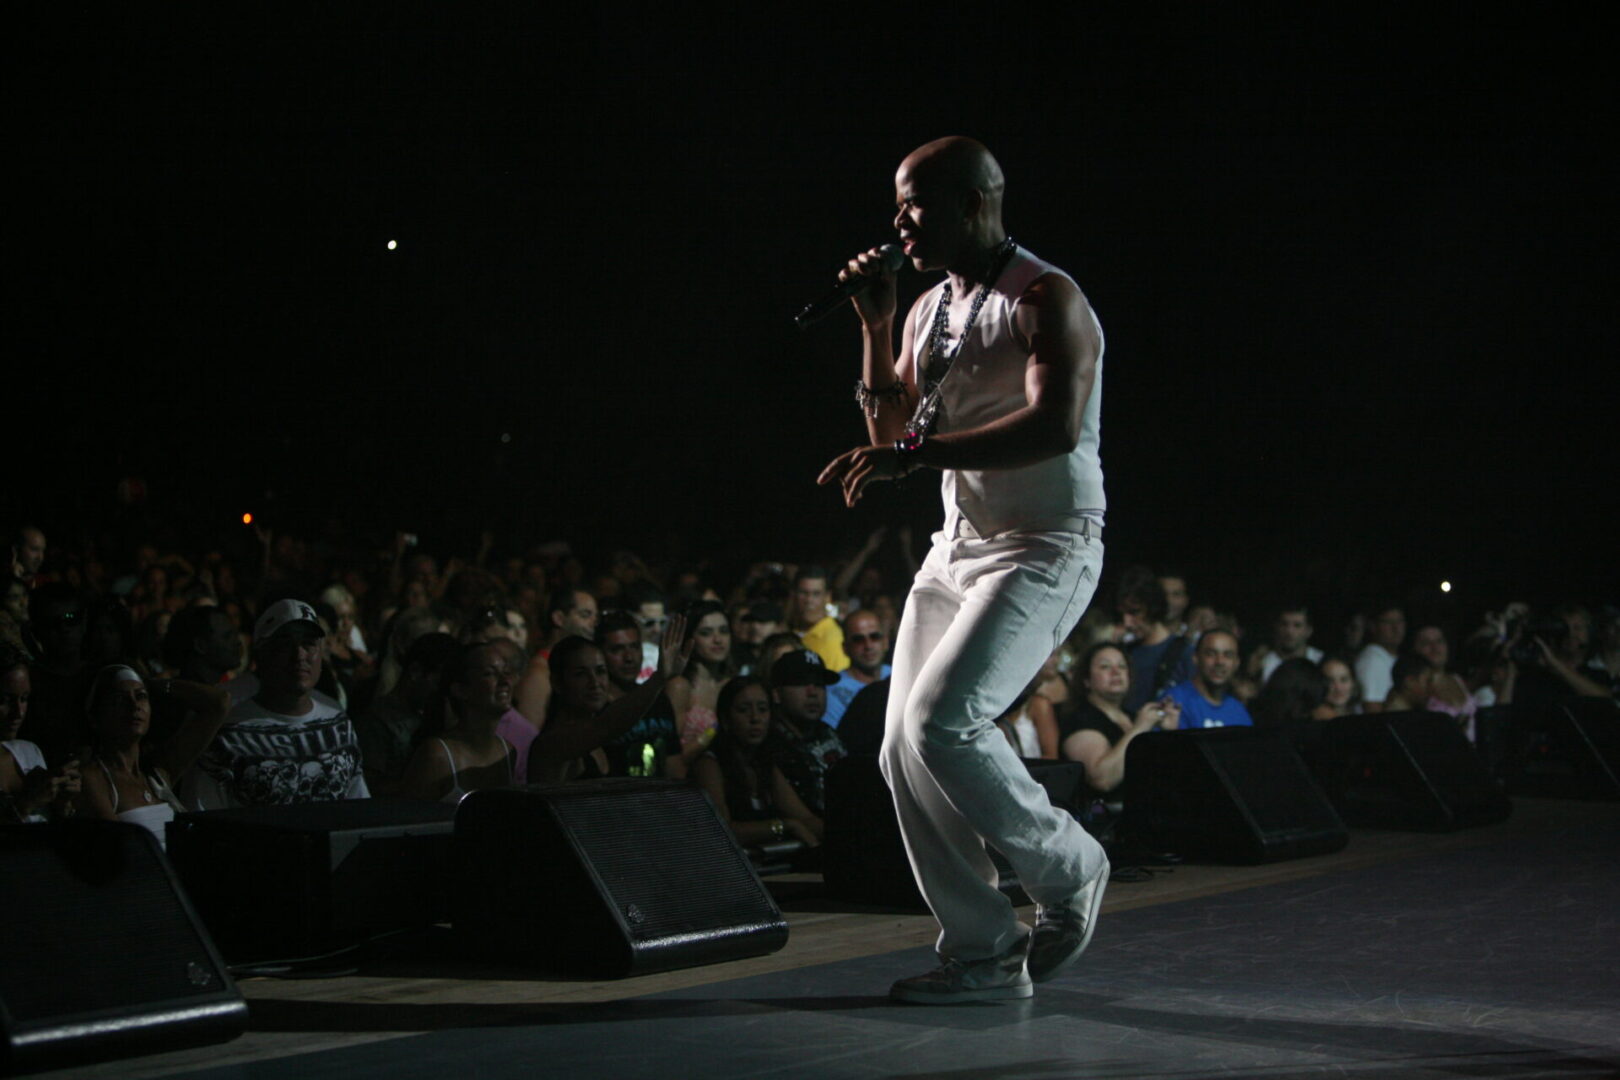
[880,527,1109,960]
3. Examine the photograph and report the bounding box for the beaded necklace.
[906,236,1018,439]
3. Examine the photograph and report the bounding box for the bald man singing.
[819,137,1110,1003]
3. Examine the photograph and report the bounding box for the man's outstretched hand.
[818,444,906,507]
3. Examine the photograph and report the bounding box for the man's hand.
[840,246,899,328]
[818,444,907,508]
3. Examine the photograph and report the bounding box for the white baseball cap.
[253,599,324,646]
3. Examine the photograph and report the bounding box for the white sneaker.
[890,936,1033,1004]
[1027,861,1109,983]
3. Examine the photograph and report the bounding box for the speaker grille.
[552,784,771,942]
[1,824,226,1024]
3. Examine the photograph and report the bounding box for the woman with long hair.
[666,600,737,753]
[692,676,822,848]
[528,615,692,783]
[73,665,231,847]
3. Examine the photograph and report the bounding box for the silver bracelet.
[854,380,909,419]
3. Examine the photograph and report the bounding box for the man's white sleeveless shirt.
[908,247,1105,538]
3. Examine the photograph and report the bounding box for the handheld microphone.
[794,244,905,331]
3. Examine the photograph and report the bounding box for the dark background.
[13,8,1616,621]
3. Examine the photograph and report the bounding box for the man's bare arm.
[820,274,1098,504]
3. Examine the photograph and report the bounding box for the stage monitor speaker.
[1302,710,1512,830]
[822,755,1093,908]
[1124,727,1349,863]
[0,822,246,1075]
[165,799,457,963]
[453,780,788,978]
[1504,699,1620,800]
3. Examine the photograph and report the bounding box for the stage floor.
[40,798,1620,1080]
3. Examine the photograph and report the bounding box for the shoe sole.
[1029,861,1110,984]
[889,982,1034,1004]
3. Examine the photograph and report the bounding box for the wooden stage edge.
[42,797,1617,1080]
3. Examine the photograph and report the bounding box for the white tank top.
[910,247,1105,537]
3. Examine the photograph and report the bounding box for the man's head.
[1391,652,1432,703]
[1370,605,1407,651]
[621,582,666,644]
[1553,603,1592,664]
[1194,630,1240,697]
[1157,572,1190,627]
[11,527,45,578]
[770,648,838,724]
[253,599,325,708]
[547,587,598,641]
[842,610,888,678]
[1115,568,1168,639]
[596,610,643,690]
[790,568,830,630]
[162,604,241,678]
[3,576,29,625]
[1274,607,1313,654]
[398,631,457,710]
[893,137,1006,273]
[739,600,784,645]
[28,582,86,667]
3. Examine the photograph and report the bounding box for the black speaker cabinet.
[1124,727,1349,863]
[0,822,246,1075]
[1303,710,1512,830]
[453,780,788,977]
[822,755,1093,908]
[1503,699,1620,800]
[165,799,457,963]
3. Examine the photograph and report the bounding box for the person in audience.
[10,526,46,584]
[21,582,90,762]
[397,641,520,802]
[596,610,685,777]
[1164,630,1253,728]
[81,596,134,670]
[1381,652,1436,714]
[994,680,1060,760]
[1156,569,1191,636]
[74,665,231,847]
[825,609,890,729]
[1060,642,1181,796]
[148,604,243,746]
[787,566,849,672]
[733,600,785,676]
[514,585,600,727]
[693,676,823,848]
[621,580,667,678]
[357,631,458,793]
[667,600,737,752]
[184,599,369,808]
[766,648,847,816]
[1,649,81,822]
[1355,602,1406,711]
[1455,633,1515,709]
[1408,624,1480,732]
[1249,605,1324,686]
[1116,568,1191,713]
[373,606,446,698]
[1031,642,1075,713]
[1320,656,1362,716]
[1250,657,1334,728]
[527,615,691,783]
[755,630,805,694]
[1,576,33,659]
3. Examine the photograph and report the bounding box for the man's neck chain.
[906,236,1017,439]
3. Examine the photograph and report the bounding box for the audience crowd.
[3,515,1614,854]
